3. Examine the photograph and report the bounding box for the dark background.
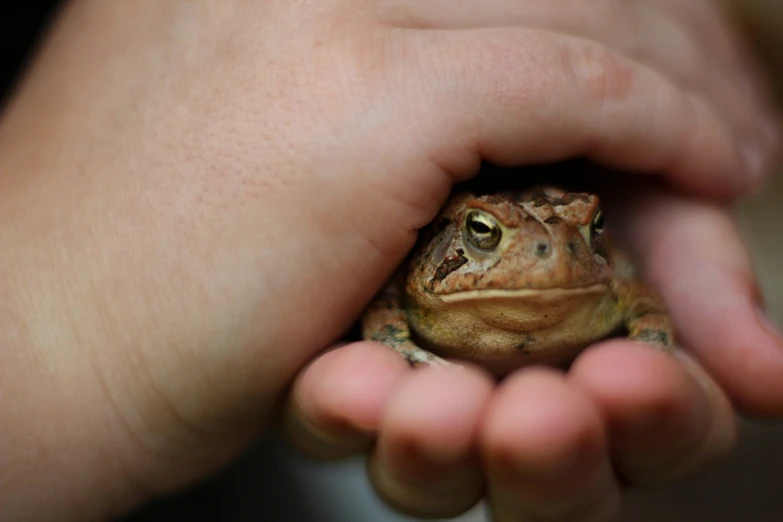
[1,3,60,104]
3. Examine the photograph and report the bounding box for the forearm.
[0,231,141,520]
[1,1,376,517]
[0,2,233,519]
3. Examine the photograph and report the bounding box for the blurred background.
[3,1,783,521]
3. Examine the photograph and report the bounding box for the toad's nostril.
[567,241,577,254]
[534,241,551,257]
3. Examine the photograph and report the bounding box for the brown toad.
[362,188,672,375]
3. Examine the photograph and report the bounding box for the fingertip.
[570,340,736,483]
[673,278,783,417]
[704,307,783,417]
[482,368,605,482]
[570,340,699,428]
[371,364,494,518]
[284,341,410,458]
[481,368,619,522]
[381,364,495,459]
[299,342,411,430]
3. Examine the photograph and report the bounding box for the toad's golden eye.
[591,210,604,236]
[579,209,604,245]
[465,211,502,250]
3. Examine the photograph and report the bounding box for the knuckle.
[562,40,637,109]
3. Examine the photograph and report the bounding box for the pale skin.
[1,1,782,522]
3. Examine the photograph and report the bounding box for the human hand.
[285,185,778,521]
[0,0,779,521]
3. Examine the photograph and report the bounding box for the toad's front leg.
[615,278,674,350]
[362,279,451,367]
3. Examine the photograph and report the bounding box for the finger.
[653,0,781,169]
[369,364,493,519]
[383,0,635,30]
[659,0,766,89]
[388,0,768,104]
[283,341,410,459]
[407,28,759,198]
[609,187,783,416]
[570,340,736,484]
[388,0,723,97]
[481,368,620,522]
[386,0,778,176]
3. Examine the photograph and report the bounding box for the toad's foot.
[362,282,452,368]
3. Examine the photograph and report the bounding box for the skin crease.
[0,1,781,521]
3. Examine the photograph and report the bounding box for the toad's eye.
[591,210,604,236]
[465,211,502,250]
[579,209,604,246]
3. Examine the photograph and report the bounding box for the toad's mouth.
[438,283,609,303]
